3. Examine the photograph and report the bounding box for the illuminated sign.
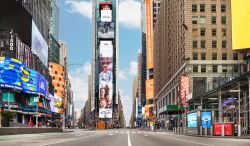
[180,75,190,104]
[0,57,47,95]
[146,79,154,99]
[146,0,153,69]
[201,112,212,128]
[100,3,112,22]
[187,112,197,128]
[97,22,115,39]
[232,0,250,50]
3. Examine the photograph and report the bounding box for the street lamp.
[34,95,40,128]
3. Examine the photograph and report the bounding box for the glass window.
[52,77,55,80]
[222,29,226,36]
[222,53,227,60]
[222,65,227,72]
[233,53,238,60]
[212,29,217,36]
[201,53,206,60]
[193,65,198,72]
[193,53,198,60]
[55,71,57,74]
[200,16,206,24]
[211,16,216,24]
[222,40,227,48]
[211,4,216,12]
[221,16,227,24]
[193,41,198,48]
[212,40,217,48]
[201,65,206,73]
[59,78,61,81]
[192,16,198,24]
[212,53,217,60]
[192,28,198,37]
[221,4,226,12]
[212,65,218,73]
[200,28,206,36]
[192,4,197,12]
[2,92,15,102]
[200,4,205,12]
[201,40,206,48]
[234,65,239,72]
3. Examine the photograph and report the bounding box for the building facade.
[154,0,244,130]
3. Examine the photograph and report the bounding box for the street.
[0,129,250,146]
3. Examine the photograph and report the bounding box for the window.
[212,65,218,73]
[193,53,198,60]
[222,53,227,60]
[193,41,198,48]
[211,16,216,24]
[55,71,57,74]
[212,29,217,36]
[222,41,227,48]
[55,90,57,93]
[200,4,205,12]
[234,65,239,72]
[221,4,226,12]
[57,84,60,87]
[193,65,198,72]
[211,4,216,12]
[201,65,206,73]
[212,53,217,60]
[192,28,198,37]
[61,73,64,76]
[200,16,206,24]
[200,28,206,36]
[222,29,226,36]
[59,78,61,81]
[212,40,217,48]
[221,16,227,24]
[50,65,53,68]
[222,65,227,72]
[192,4,197,12]
[192,16,198,24]
[233,53,238,60]
[201,53,206,60]
[52,77,55,80]
[201,40,206,48]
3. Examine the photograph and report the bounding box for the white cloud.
[118,69,127,80]
[65,0,141,29]
[68,62,91,119]
[119,90,132,127]
[129,61,138,75]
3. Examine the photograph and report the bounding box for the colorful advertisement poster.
[146,79,154,99]
[0,57,47,95]
[187,112,197,128]
[100,3,112,22]
[146,0,153,69]
[201,112,212,128]
[180,75,190,104]
[99,41,113,119]
[54,95,63,114]
[31,21,48,66]
[98,22,115,39]
[213,123,233,136]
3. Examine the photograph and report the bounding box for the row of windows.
[193,65,239,73]
[52,71,64,76]
[192,28,226,37]
[192,16,226,25]
[192,52,239,60]
[192,40,227,49]
[192,4,226,13]
[52,76,64,81]
[50,65,64,71]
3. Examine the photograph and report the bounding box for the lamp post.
[34,95,40,128]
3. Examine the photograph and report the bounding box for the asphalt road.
[0,129,250,146]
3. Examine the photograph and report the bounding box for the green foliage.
[1,111,16,120]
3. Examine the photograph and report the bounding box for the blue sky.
[59,0,141,125]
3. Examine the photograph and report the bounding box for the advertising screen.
[99,41,113,119]
[146,79,154,99]
[0,57,47,95]
[98,22,115,39]
[187,112,197,128]
[213,123,233,136]
[180,75,190,104]
[32,21,48,66]
[49,93,56,113]
[54,95,63,114]
[232,0,250,50]
[146,0,153,69]
[201,112,212,128]
[100,3,112,22]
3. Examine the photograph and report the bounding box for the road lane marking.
[164,136,214,146]
[128,134,132,146]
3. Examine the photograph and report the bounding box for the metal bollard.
[210,126,213,136]
[200,126,203,135]
[205,127,207,136]
[221,125,225,137]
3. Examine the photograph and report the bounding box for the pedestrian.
[28,120,34,127]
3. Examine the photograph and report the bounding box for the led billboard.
[187,112,197,128]
[32,21,48,66]
[97,22,115,39]
[0,57,47,95]
[146,0,153,69]
[100,2,112,22]
[232,0,250,50]
[180,75,190,104]
[99,41,113,119]
[201,112,212,128]
[146,79,154,99]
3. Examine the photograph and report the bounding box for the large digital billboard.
[146,0,153,69]
[201,112,212,128]
[187,112,197,128]
[32,21,48,66]
[99,41,113,119]
[232,0,250,50]
[0,57,47,95]
[180,75,190,104]
[146,79,154,99]
[97,22,115,39]
[100,2,112,22]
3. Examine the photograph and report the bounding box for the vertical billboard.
[97,22,115,39]
[232,0,250,50]
[100,2,112,22]
[99,41,113,118]
[31,21,48,67]
[201,112,212,128]
[146,0,153,69]
[180,75,190,104]
[187,112,197,128]
[146,79,154,99]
